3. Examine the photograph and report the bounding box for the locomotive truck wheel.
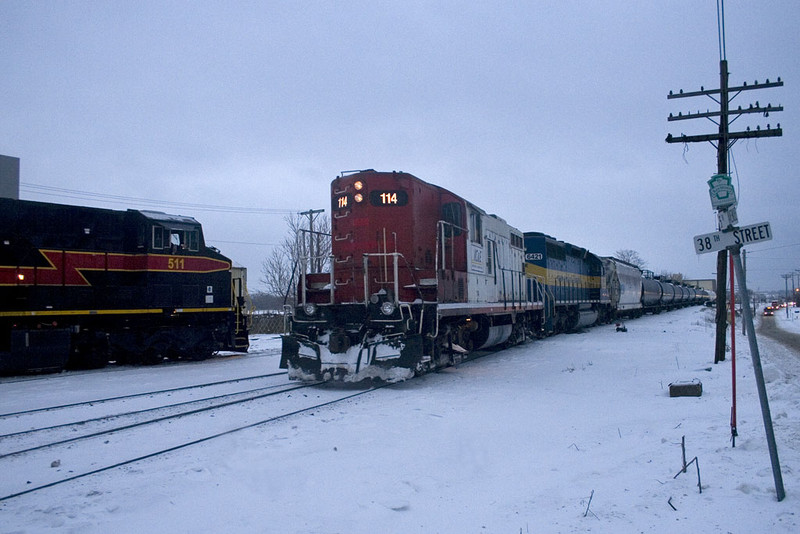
[140,348,164,365]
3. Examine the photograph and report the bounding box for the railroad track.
[0,375,388,502]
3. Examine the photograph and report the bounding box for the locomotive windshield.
[152,225,200,252]
[140,210,203,253]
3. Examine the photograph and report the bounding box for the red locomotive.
[281,170,545,381]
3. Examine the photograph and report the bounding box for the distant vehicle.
[763,307,775,316]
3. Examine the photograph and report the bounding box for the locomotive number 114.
[369,190,409,207]
[379,192,398,204]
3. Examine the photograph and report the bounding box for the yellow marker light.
[354,181,364,190]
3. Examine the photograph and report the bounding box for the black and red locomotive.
[0,197,249,374]
[281,170,708,382]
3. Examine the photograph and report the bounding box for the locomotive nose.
[328,331,351,353]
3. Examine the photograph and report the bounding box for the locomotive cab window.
[186,229,200,251]
[152,226,165,249]
[469,211,482,245]
[441,202,462,236]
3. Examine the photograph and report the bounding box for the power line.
[20,182,299,215]
[209,239,281,247]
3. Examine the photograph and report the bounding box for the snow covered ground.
[1,306,798,533]
[774,304,800,334]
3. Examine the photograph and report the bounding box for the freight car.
[601,257,644,318]
[281,170,706,382]
[0,198,250,374]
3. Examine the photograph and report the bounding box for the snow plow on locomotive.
[0,198,250,374]
[281,170,711,383]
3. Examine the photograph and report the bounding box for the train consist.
[0,198,250,374]
[281,170,710,382]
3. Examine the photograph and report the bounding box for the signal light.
[354,181,364,190]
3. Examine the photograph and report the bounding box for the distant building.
[0,154,20,200]
[685,278,716,292]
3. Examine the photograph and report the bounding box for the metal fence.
[249,312,287,335]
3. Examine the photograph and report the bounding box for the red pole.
[730,253,738,445]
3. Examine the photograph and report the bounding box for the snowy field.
[774,305,800,334]
[1,306,798,533]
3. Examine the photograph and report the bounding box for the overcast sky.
[2,1,798,293]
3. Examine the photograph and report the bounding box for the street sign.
[693,221,773,254]
[708,174,737,210]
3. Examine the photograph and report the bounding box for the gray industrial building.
[0,154,20,200]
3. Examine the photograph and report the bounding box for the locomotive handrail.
[334,233,351,242]
[362,252,401,306]
[333,210,350,219]
[298,254,335,306]
[435,219,466,273]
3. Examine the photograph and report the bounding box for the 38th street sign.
[694,221,773,254]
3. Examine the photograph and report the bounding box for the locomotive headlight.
[354,181,364,191]
[380,301,395,316]
[303,303,317,316]
[354,193,364,203]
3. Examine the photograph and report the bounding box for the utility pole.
[666,63,782,364]
[299,208,325,272]
[667,2,785,501]
[781,274,792,317]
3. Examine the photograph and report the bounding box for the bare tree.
[260,212,331,304]
[614,249,647,269]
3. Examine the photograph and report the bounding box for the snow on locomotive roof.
[138,210,201,226]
